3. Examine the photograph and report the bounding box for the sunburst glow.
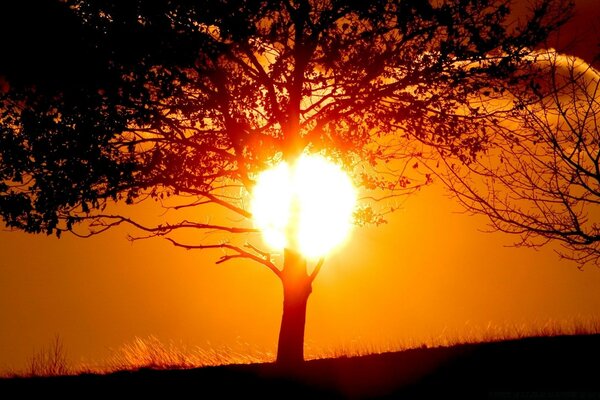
[251,154,357,258]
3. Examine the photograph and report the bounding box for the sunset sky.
[1,0,600,372]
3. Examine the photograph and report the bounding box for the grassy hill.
[2,334,599,398]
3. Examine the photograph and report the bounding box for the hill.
[2,334,599,398]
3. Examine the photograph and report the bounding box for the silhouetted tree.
[438,51,600,267]
[0,0,569,367]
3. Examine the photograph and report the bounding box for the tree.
[437,51,600,267]
[0,0,569,367]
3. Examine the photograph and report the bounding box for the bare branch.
[434,52,600,267]
[309,258,324,283]
[165,238,281,278]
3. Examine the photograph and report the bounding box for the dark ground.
[2,334,600,399]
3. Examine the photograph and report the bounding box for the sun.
[251,154,357,259]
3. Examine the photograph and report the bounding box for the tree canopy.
[0,0,569,260]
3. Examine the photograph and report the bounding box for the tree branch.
[309,258,324,283]
[165,238,281,278]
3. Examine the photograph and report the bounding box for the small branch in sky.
[74,214,258,236]
[309,258,324,283]
[164,238,282,278]
[244,242,272,260]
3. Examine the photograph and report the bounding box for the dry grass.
[3,317,600,377]
[24,335,70,377]
[92,336,273,373]
[306,317,600,360]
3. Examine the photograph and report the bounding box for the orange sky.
[1,0,600,372]
[2,183,600,371]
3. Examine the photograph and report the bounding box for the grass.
[4,316,600,377]
[100,335,272,372]
[3,333,600,397]
[306,316,600,360]
[2,335,72,378]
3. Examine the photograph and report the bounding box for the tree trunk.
[276,248,312,368]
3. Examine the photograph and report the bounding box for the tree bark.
[276,248,312,368]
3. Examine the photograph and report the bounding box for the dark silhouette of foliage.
[0,0,570,365]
